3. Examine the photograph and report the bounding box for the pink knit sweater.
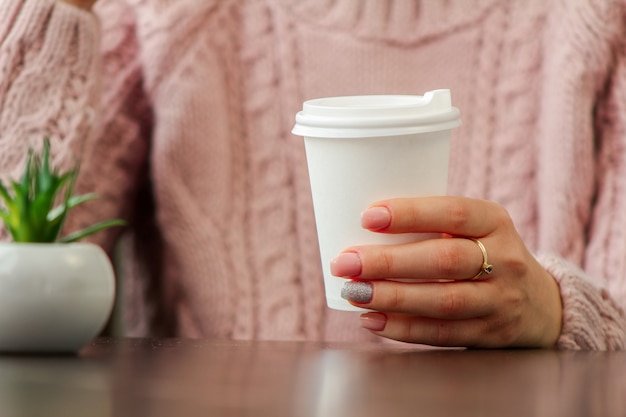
[1,0,625,349]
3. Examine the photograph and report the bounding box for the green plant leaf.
[0,138,125,243]
[47,193,98,222]
[9,179,33,242]
[0,181,16,212]
[57,219,127,243]
[0,181,20,241]
[0,180,11,200]
[0,209,10,229]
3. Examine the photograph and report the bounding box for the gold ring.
[470,238,493,280]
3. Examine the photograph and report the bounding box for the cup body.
[293,90,461,311]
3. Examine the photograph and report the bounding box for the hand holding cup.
[334,196,563,348]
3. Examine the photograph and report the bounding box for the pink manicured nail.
[330,252,362,277]
[360,312,387,331]
[361,206,391,230]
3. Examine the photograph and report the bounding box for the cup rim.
[292,89,461,138]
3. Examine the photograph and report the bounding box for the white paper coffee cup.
[292,90,461,311]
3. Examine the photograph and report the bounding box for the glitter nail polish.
[341,281,373,304]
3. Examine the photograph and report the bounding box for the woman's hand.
[331,196,563,348]
[60,0,98,10]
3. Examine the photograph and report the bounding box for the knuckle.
[359,247,396,278]
[490,316,522,347]
[445,199,472,230]
[506,255,529,279]
[373,248,395,276]
[434,321,454,345]
[403,321,418,342]
[485,289,526,346]
[489,202,514,229]
[495,241,529,280]
[429,244,463,276]
[388,285,406,310]
[402,204,421,229]
[506,287,527,313]
[436,286,466,316]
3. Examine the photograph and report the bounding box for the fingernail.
[360,312,387,331]
[361,206,391,230]
[331,252,362,277]
[341,281,373,303]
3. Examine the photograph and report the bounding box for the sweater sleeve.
[65,0,151,251]
[537,254,626,350]
[537,9,626,350]
[0,0,150,250]
[0,0,100,178]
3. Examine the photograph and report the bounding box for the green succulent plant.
[0,139,125,243]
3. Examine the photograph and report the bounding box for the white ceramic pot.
[0,242,115,353]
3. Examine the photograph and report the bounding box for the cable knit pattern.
[0,1,99,175]
[1,0,626,348]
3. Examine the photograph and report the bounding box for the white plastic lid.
[292,89,461,138]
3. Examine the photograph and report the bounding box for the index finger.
[362,196,508,237]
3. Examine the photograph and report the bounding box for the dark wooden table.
[0,338,624,417]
